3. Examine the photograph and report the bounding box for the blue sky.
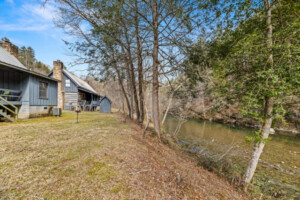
[0,0,86,76]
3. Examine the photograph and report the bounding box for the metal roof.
[63,69,98,95]
[100,96,112,103]
[0,47,59,82]
[49,68,98,95]
[0,47,26,69]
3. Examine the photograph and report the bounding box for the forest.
[49,0,299,198]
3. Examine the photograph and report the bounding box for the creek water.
[164,117,300,199]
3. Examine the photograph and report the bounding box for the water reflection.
[164,117,300,198]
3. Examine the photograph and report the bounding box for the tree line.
[19,46,50,75]
[1,37,50,75]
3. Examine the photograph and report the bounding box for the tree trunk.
[137,42,144,124]
[125,60,133,119]
[143,87,151,137]
[243,97,274,184]
[124,30,140,121]
[161,83,183,125]
[152,0,161,138]
[135,2,145,124]
[114,64,131,118]
[243,0,274,186]
[161,95,173,126]
[264,0,273,68]
[127,69,134,119]
[129,58,140,121]
[121,46,133,119]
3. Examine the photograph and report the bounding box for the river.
[164,117,300,199]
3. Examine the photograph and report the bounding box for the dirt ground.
[0,111,248,199]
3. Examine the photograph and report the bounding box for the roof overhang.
[0,61,60,82]
[49,69,99,96]
[78,87,100,96]
[100,96,112,103]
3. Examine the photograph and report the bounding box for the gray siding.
[64,92,78,110]
[63,73,78,92]
[29,75,58,106]
[0,66,30,103]
[65,92,78,105]
[100,97,111,113]
[21,75,30,102]
[0,66,27,90]
[49,71,78,92]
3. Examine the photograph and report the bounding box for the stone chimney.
[53,60,64,109]
[0,39,19,58]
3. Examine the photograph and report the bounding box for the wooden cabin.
[48,61,100,111]
[0,41,59,121]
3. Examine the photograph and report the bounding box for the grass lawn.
[0,111,247,199]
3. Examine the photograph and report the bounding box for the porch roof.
[0,47,26,69]
[0,47,60,82]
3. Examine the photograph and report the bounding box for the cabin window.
[39,82,48,99]
[66,79,70,87]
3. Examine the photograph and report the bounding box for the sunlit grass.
[0,111,130,199]
[0,111,248,200]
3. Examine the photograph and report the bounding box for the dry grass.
[0,111,247,199]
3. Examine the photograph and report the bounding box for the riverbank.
[164,116,300,199]
[169,109,300,136]
[167,85,300,136]
[0,111,247,199]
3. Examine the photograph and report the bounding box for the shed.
[99,96,111,113]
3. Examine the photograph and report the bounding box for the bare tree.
[50,0,200,139]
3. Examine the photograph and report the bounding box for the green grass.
[0,111,248,200]
[0,111,130,199]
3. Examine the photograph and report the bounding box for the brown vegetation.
[0,112,247,199]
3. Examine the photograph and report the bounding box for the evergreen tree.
[18,46,35,69]
[0,37,10,42]
[18,46,50,74]
[186,0,300,186]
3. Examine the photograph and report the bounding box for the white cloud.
[0,2,56,32]
[5,0,14,4]
[22,3,56,21]
[0,24,50,31]
[9,38,25,45]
